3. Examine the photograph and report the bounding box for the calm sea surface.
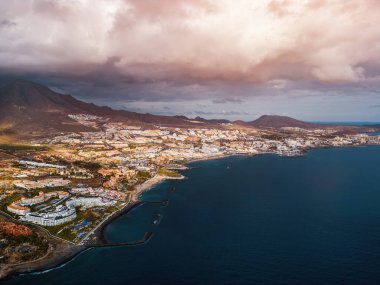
[6,146,380,285]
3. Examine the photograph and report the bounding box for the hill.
[0,80,374,138]
[0,80,203,137]
[248,115,320,129]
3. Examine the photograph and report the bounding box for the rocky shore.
[0,224,84,281]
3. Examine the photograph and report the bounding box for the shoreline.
[132,175,168,202]
[133,174,185,200]
[0,235,85,281]
[93,200,145,244]
[0,174,185,281]
[0,153,273,281]
[2,145,377,281]
[0,200,147,281]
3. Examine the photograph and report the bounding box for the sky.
[1,0,380,122]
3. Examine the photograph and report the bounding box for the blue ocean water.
[5,146,380,285]
[314,121,380,126]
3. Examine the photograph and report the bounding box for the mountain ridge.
[0,80,207,136]
[0,80,372,137]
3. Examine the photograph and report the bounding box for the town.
[1,113,380,248]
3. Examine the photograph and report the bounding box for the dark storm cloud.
[1,1,380,122]
[2,0,380,84]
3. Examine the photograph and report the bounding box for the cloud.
[2,0,380,123]
[212,98,244,104]
[0,19,16,29]
[193,110,250,116]
[0,0,380,85]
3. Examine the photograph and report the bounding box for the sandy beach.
[132,174,185,202]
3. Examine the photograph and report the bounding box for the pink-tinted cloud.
[0,0,380,84]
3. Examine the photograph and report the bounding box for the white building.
[66,197,115,208]
[19,160,67,169]
[21,205,76,226]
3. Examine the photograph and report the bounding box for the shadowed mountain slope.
[0,80,202,136]
[0,80,374,138]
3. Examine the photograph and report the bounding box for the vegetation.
[70,176,103,187]
[73,161,101,172]
[0,232,49,264]
[0,193,23,214]
[0,144,48,151]
[158,167,181,177]
[47,224,76,241]
[28,186,69,196]
[261,134,286,140]
[137,171,151,183]
[137,171,151,179]
[46,207,114,242]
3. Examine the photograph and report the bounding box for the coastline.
[93,173,187,245]
[0,233,85,281]
[0,173,185,281]
[185,154,232,164]
[93,200,144,245]
[0,154,266,281]
[132,174,185,201]
[2,145,373,281]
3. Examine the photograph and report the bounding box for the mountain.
[0,80,374,138]
[193,116,230,124]
[237,115,375,133]
[0,80,205,137]
[248,115,320,129]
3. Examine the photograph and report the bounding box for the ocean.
[5,146,380,285]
